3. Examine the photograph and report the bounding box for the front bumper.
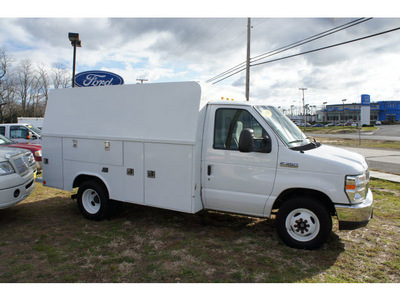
[335,188,373,230]
[0,174,35,209]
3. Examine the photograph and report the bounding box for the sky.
[2,1,400,110]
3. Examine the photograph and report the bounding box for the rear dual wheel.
[275,197,332,250]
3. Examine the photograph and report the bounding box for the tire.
[275,197,332,250]
[77,180,111,221]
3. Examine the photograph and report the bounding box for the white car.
[0,147,36,209]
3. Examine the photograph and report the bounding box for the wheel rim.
[82,188,101,214]
[285,208,320,242]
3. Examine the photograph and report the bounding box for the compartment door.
[42,136,64,189]
[144,143,193,213]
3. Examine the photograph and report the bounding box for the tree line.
[0,48,71,123]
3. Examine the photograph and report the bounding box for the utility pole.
[299,88,307,130]
[245,18,251,101]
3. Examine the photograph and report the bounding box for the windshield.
[26,124,41,135]
[254,105,311,147]
[0,134,14,145]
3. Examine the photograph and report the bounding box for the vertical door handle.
[207,165,212,176]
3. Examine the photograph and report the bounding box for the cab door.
[201,105,278,217]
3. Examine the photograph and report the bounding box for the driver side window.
[214,108,267,151]
[10,126,29,139]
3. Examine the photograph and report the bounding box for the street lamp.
[342,99,347,124]
[290,104,294,120]
[323,101,327,123]
[299,88,307,130]
[68,32,82,88]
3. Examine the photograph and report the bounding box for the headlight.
[345,172,369,204]
[0,162,15,176]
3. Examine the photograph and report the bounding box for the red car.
[0,134,42,173]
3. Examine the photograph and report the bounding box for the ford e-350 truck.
[42,81,373,250]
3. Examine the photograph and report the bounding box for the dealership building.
[319,96,400,124]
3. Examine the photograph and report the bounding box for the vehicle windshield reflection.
[254,105,312,148]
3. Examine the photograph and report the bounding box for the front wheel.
[77,180,111,221]
[275,197,332,250]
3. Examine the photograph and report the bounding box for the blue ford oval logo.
[75,70,124,87]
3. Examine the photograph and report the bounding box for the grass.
[315,137,400,150]
[0,179,399,283]
[305,126,378,134]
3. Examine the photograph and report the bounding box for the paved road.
[373,124,400,137]
[310,125,400,141]
[340,146,400,176]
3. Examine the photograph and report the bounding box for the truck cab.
[201,102,372,249]
[0,123,42,144]
[42,82,373,250]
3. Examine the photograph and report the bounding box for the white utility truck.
[42,82,373,250]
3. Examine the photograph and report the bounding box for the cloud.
[1,17,400,108]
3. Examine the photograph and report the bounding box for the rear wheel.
[275,197,332,250]
[77,180,111,221]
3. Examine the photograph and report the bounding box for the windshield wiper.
[287,139,306,145]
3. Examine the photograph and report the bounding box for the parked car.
[0,134,42,173]
[325,123,335,127]
[375,121,381,125]
[0,123,42,144]
[312,123,324,127]
[296,122,311,127]
[0,147,35,209]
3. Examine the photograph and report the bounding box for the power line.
[207,18,372,84]
[251,25,400,68]
[212,25,400,84]
[251,18,372,64]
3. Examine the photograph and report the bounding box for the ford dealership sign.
[75,70,124,87]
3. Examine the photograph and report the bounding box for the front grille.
[12,156,29,175]
[25,152,35,168]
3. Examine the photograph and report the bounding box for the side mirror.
[262,135,272,153]
[239,128,254,153]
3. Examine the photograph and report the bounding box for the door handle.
[207,165,212,176]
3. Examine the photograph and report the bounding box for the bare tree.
[36,63,50,112]
[51,63,71,89]
[0,76,19,123]
[0,48,14,123]
[0,48,12,81]
[15,59,35,117]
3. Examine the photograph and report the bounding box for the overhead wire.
[207,18,373,84]
[251,25,400,68]
[251,17,372,63]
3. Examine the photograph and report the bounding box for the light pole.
[323,101,327,123]
[342,99,347,124]
[290,104,294,120]
[299,88,307,130]
[68,32,81,88]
